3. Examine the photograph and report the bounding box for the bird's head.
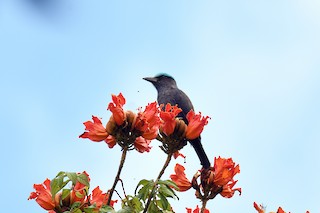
[143,74,177,90]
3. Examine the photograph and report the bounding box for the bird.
[143,74,211,169]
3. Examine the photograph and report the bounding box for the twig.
[201,199,208,213]
[142,153,173,213]
[107,147,128,205]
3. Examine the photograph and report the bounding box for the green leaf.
[158,185,176,199]
[134,179,151,194]
[56,171,66,178]
[99,205,116,213]
[83,205,97,213]
[121,195,143,213]
[77,173,90,187]
[75,190,85,199]
[50,175,64,198]
[66,172,78,185]
[72,209,82,213]
[139,185,152,201]
[135,180,155,201]
[70,201,82,210]
[148,201,161,213]
[158,180,178,190]
[157,193,169,210]
[117,206,132,213]
[158,180,179,200]
[84,204,99,213]
[61,188,71,200]
[61,179,71,190]
[84,208,94,213]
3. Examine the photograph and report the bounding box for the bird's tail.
[189,137,211,169]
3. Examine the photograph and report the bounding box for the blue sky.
[1,0,319,212]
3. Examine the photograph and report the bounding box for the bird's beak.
[143,77,157,83]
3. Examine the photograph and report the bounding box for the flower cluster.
[158,103,210,155]
[31,92,219,213]
[80,95,210,156]
[170,157,241,200]
[28,171,116,213]
[79,93,160,153]
[253,202,310,213]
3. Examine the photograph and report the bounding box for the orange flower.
[185,110,210,140]
[173,151,186,159]
[105,135,117,148]
[220,180,241,198]
[206,157,241,198]
[79,116,109,142]
[107,93,126,126]
[186,205,210,213]
[140,102,159,126]
[189,157,241,201]
[134,136,152,153]
[160,103,182,136]
[134,102,160,140]
[141,125,159,140]
[277,207,286,213]
[170,164,192,192]
[253,202,265,213]
[28,178,56,211]
[70,171,90,204]
[90,186,117,209]
[213,157,240,186]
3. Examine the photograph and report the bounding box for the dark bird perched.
[143,74,211,169]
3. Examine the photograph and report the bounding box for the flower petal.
[79,116,109,142]
[170,164,192,192]
[185,110,210,140]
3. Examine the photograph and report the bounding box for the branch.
[107,147,128,205]
[143,153,173,213]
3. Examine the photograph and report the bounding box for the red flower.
[105,135,117,148]
[160,103,182,136]
[170,164,192,192]
[142,125,159,140]
[90,186,117,209]
[107,93,126,126]
[185,110,210,140]
[253,202,265,213]
[173,151,186,159]
[186,205,210,213]
[213,157,240,186]
[70,171,90,204]
[134,136,152,153]
[187,157,241,201]
[90,187,106,208]
[220,179,241,198]
[277,207,286,213]
[134,102,160,140]
[28,178,56,211]
[79,116,109,142]
[204,157,241,198]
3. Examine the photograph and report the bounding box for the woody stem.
[107,146,128,205]
[201,199,208,213]
[143,153,173,213]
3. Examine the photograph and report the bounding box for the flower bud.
[106,116,117,134]
[125,110,137,130]
[61,191,71,207]
[173,118,187,138]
